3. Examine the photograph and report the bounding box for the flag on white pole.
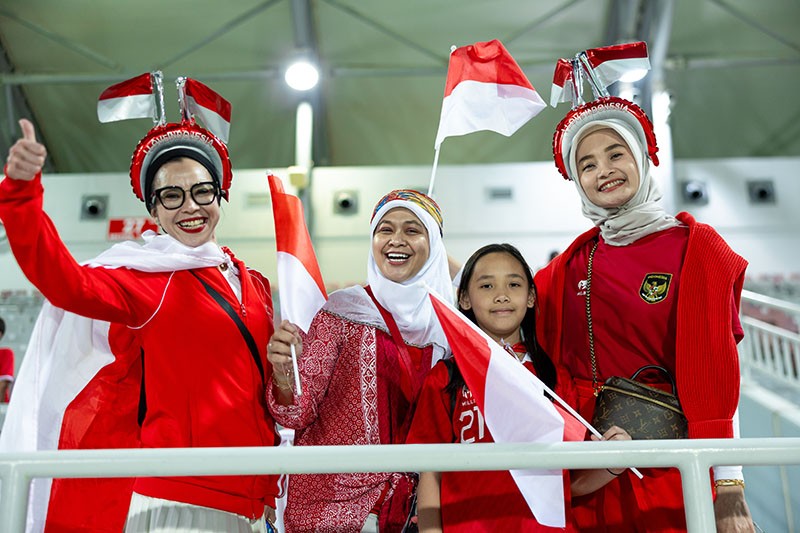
[549,58,578,108]
[428,291,567,528]
[267,174,327,333]
[97,73,156,123]
[585,41,650,89]
[433,40,546,149]
[184,78,232,143]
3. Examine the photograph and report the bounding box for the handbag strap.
[630,364,678,396]
[585,240,601,396]
[190,270,265,384]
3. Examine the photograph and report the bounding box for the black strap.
[190,271,265,383]
[138,348,147,426]
[443,358,458,416]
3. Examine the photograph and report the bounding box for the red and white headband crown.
[97,72,233,208]
[549,42,659,180]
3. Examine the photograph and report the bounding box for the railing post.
[0,462,31,533]
[680,456,715,532]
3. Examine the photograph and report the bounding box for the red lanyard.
[365,286,419,401]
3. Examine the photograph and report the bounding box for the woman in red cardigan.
[535,93,755,532]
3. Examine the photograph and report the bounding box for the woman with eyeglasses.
[0,118,282,533]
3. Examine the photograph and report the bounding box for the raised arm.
[1,120,148,325]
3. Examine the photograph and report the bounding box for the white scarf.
[567,119,680,246]
[366,201,453,350]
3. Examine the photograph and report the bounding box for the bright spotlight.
[619,69,648,83]
[285,60,319,91]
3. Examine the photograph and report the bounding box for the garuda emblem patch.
[639,273,672,304]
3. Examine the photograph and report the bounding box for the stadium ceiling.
[0,0,798,176]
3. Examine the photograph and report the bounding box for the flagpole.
[290,344,302,396]
[427,146,441,197]
[540,381,643,479]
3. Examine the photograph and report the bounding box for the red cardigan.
[535,213,747,439]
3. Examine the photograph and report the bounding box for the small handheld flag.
[268,174,328,395]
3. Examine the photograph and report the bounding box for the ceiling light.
[619,69,648,83]
[285,60,319,91]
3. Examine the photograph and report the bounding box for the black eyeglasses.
[152,181,219,210]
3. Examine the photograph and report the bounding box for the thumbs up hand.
[6,119,48,181]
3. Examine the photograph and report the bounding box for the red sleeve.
[675,217,747,439]
[406,361,455,444]
[0,348,13,378]
[0,175,150,325]
[731,292,744,344]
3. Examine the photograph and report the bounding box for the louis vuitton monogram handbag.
[584,241,688,440]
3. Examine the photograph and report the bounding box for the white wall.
[1,156,798,294]
[672,157,800,276]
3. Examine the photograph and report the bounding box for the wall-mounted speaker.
[747,180,776,204]
[680,180,708,205]
[80,194,109,220]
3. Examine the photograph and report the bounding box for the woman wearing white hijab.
[267,189,452,532]
[535,96,755,532]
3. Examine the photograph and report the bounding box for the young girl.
[408,243,631,532]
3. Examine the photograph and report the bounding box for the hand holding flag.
[268,174,328,395]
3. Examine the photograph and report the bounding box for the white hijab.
[567,118,680,246]
[367,200,453,349]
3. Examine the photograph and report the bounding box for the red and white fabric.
[184,78,232,143]
[408,358,579,531]
[428,292,567,528]
[584,41,650,90]
[97,73,156,123]
[434,39,546,149]
[267,174,326,332]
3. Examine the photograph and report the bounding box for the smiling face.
[575,128,641,209]
[371,207,430,283]
[459,251,534,345]
[150,157,221,248]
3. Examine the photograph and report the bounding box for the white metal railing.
[740,289,800,391]
[2,438,800,533]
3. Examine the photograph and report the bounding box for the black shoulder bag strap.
[190,271,265,383]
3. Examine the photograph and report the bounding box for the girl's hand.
[593,425,632,442]
[592,425,632,476]
[267,320,302,388]
[6,119,47,181]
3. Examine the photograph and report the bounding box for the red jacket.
[0,174,280,526]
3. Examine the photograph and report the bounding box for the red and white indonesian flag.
[549,58,578,108]
[268,174,327,332]
[585,41,650,89]
[433,40,546,149]
[428,291,567,528]
[184,78,232,143]
[549,42,650,107]
[97,73,156,123]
